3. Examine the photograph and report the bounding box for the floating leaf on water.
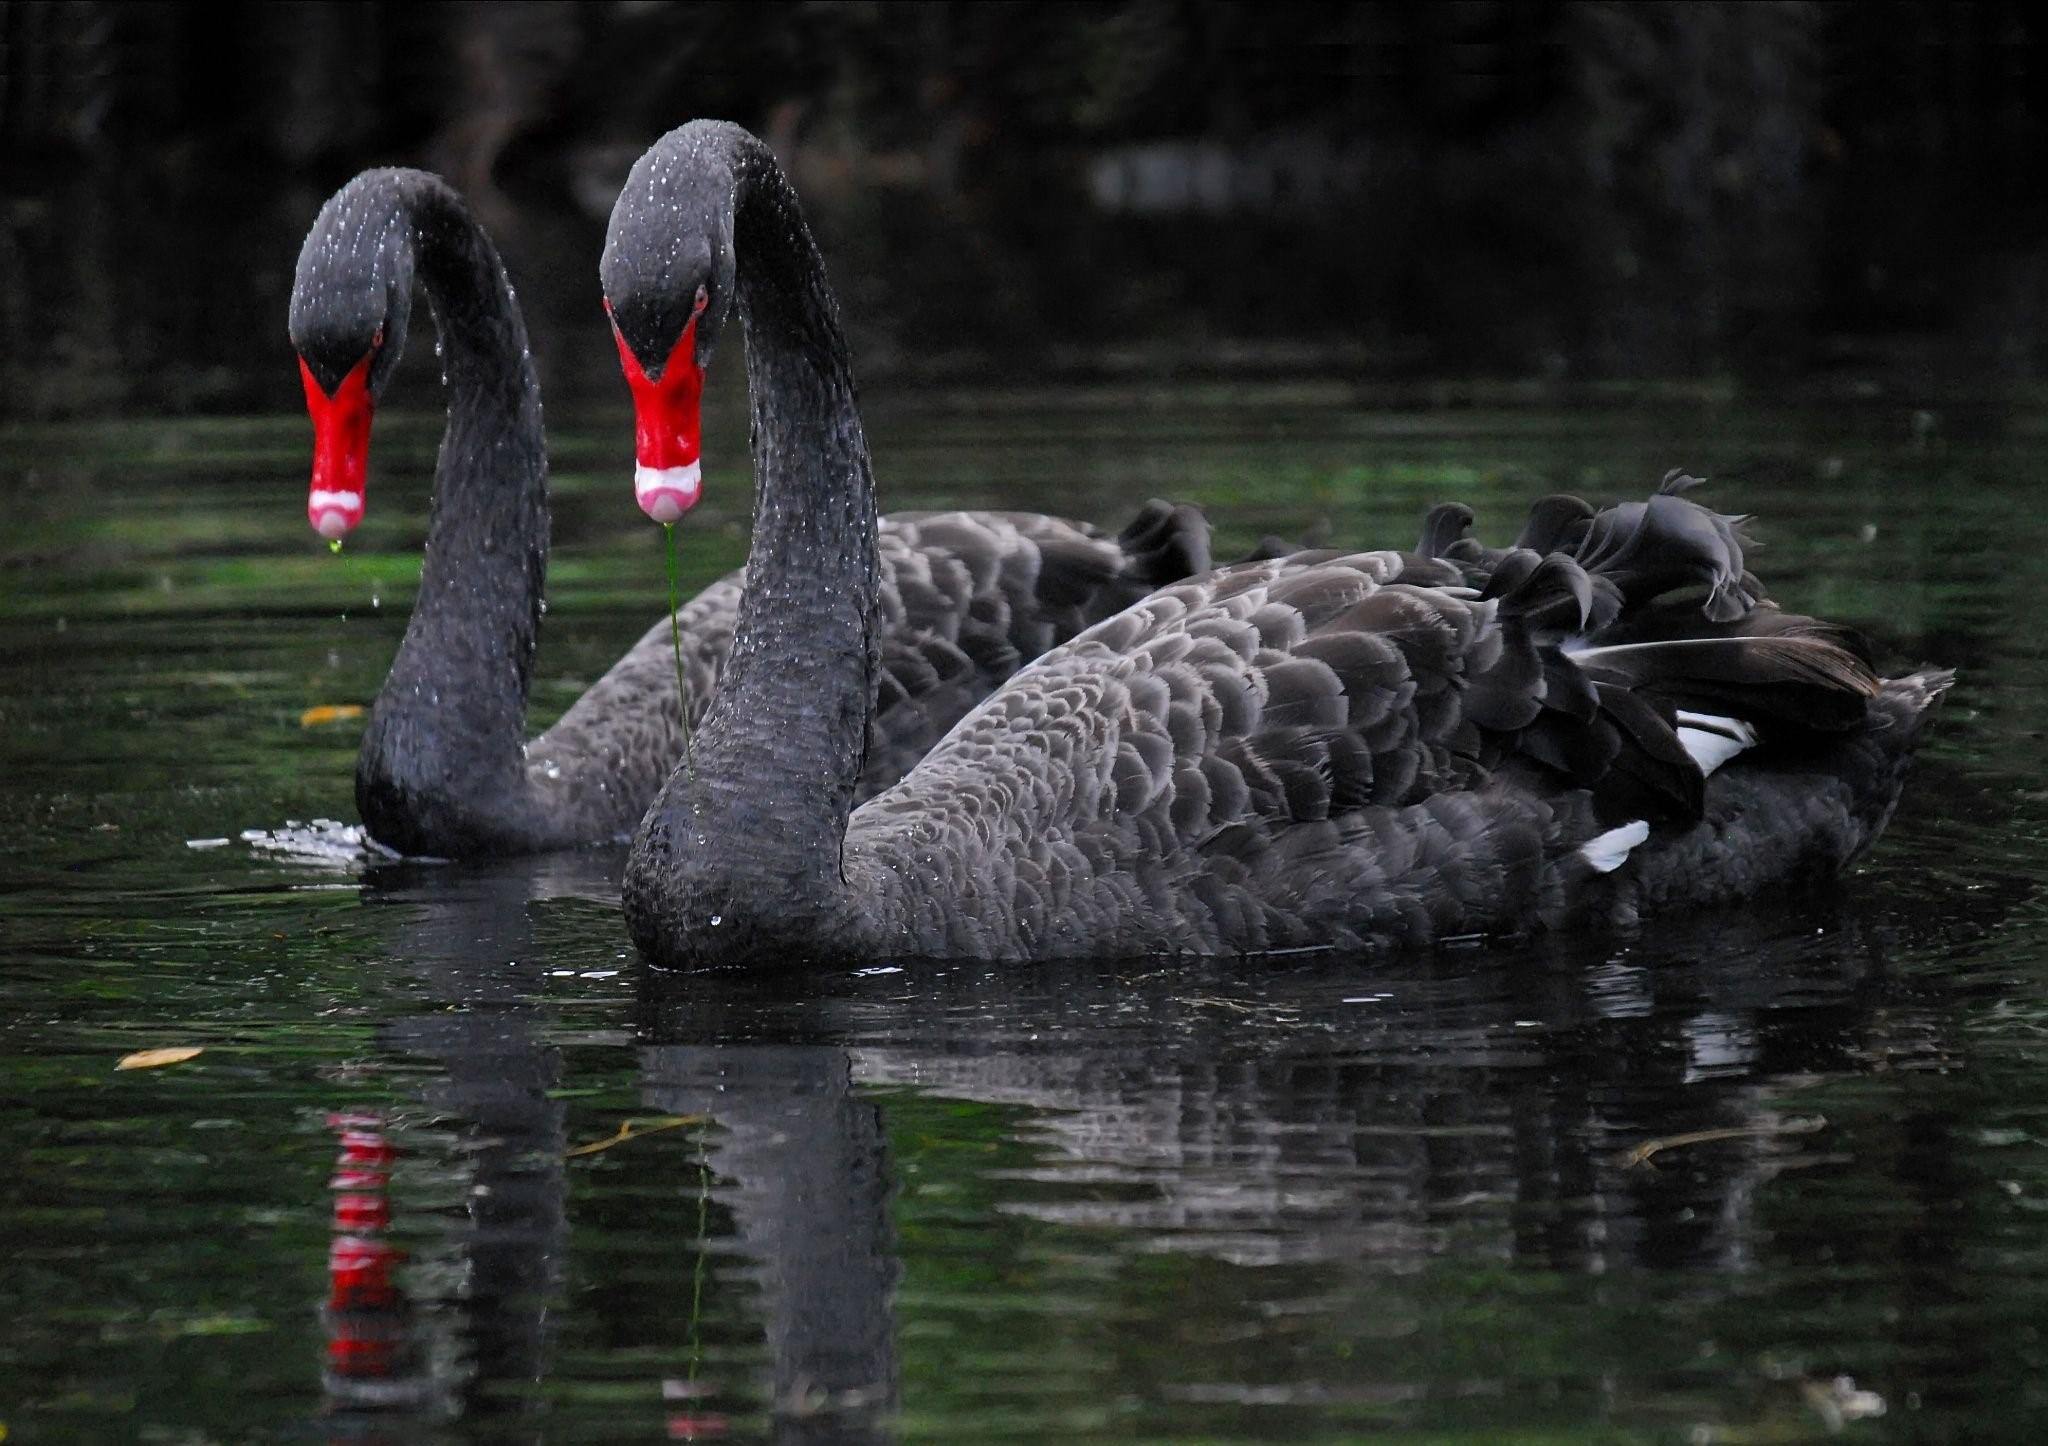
[1615,1114,1826,1169]
[566,1114,705,1159]
[299,704,365,727]
[116,1047,204,1071]
[158,1312,271,1339]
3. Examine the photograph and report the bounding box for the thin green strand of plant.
[665,522,695,780]
[688,1115,710,1384]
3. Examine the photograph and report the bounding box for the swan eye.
[692,285,708,314]
[371,326,384,350]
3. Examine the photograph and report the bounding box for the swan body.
[288,169,1208,857]
[640,514,1947,963]
[606,122,1948,967]
[817,496,1947,959]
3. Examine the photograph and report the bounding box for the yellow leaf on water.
[116,1047,204,1071]
[300,704,365,727]
[1614,1114,1825,1169]
[566,1115,705,1158]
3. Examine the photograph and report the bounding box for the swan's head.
[599,134,738,525]
[288,172,418,541]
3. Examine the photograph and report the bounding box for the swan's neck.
[361,177,549,847]
[630,146,879,937]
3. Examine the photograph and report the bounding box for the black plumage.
[289,170,1210,858]
[612,123,1951,968]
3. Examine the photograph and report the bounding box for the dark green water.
[2,385,2044,1443]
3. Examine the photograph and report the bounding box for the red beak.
[326,1234,403,1312]
[300,352,374,540]
[610,308,704,523]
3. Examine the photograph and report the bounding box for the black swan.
[607,121,1950,967]
[288,168,1209,857]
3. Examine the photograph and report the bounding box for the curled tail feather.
[1117,499,1212,589]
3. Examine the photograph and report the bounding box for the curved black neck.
[349,173,550,850]
[628,127,880,928]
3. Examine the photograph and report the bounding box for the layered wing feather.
[528,499,1209,836]
[847,547,1607,956]
[842,478,1924,959]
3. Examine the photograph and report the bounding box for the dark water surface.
[2,388,2044,1442]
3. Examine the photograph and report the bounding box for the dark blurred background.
[1,0,2043,420]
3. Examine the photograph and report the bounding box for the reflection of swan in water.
[636,1045,898,1443]
[320,865,1923,1435]
[876,921,1891,1275]
[315,858,586,1438]
[614,907,1920,1433]
[639,899,1906,1286]
[320,851,899,1441]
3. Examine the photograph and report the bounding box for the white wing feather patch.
[1579,820,1650,874]
[1675,710,1757,777]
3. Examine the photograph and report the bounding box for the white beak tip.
[635,461,702,524]
[309,490,363,540]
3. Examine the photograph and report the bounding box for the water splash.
[240,818,399,871]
